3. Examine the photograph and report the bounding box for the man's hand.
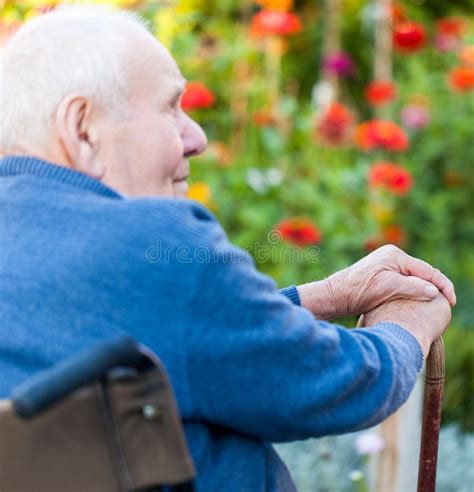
[297,244,456,320]
[363,294,451,359]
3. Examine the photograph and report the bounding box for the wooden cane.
[417,336,445,492]
[357,316,445,491]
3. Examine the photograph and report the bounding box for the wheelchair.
[0,336,195,492]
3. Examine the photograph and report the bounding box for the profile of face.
[53,25,207,198]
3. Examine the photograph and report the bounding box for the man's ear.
[54,94,105,179]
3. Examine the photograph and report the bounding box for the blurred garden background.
[1,0,473,490]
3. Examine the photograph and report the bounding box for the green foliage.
[443,325,474,431]
[168,0,474,428]
[3,0,473,429]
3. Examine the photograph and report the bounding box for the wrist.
[297,278,339,320]
[372,318,430,360]
[402,327,430,360]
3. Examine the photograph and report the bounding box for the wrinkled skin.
[298,244,456,320]
[363,294,451,358]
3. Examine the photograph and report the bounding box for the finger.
[396,253,456,306]
[387,274,441,302]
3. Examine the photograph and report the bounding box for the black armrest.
[12,336,152,418]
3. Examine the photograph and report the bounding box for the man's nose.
[183,115,207,158]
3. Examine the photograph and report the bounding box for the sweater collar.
[0,155,122,199]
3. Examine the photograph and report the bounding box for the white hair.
[0,4,150,152]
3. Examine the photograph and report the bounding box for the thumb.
[395,275,439,301]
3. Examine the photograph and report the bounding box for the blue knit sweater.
[0,156,423,492]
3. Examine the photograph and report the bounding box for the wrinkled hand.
[297,245,455,320]
[327,245,455,317]
[363,294,451,359]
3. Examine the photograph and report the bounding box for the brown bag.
[0,337,195,492]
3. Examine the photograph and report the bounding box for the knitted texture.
[0,156,423,492]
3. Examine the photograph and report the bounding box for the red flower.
[393,21,426,53]
[391,4,406,22]
[448,67,474,92]
[315,102,355,147]
[365,225,406,251]
[436,17,467,38]
[434,17,467,53]
[364,237,380,252]
[181,82,215,111]
[364,81,397,106]
[369,162,413,195]
[250,10,302,37]
[355,120,409,152]
[382,225,406,246]
[275,218,322,246]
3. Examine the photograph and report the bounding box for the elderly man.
[0,6,454,492]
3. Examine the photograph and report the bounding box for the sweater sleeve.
[183,206,423,443]
[279,285,301,305]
